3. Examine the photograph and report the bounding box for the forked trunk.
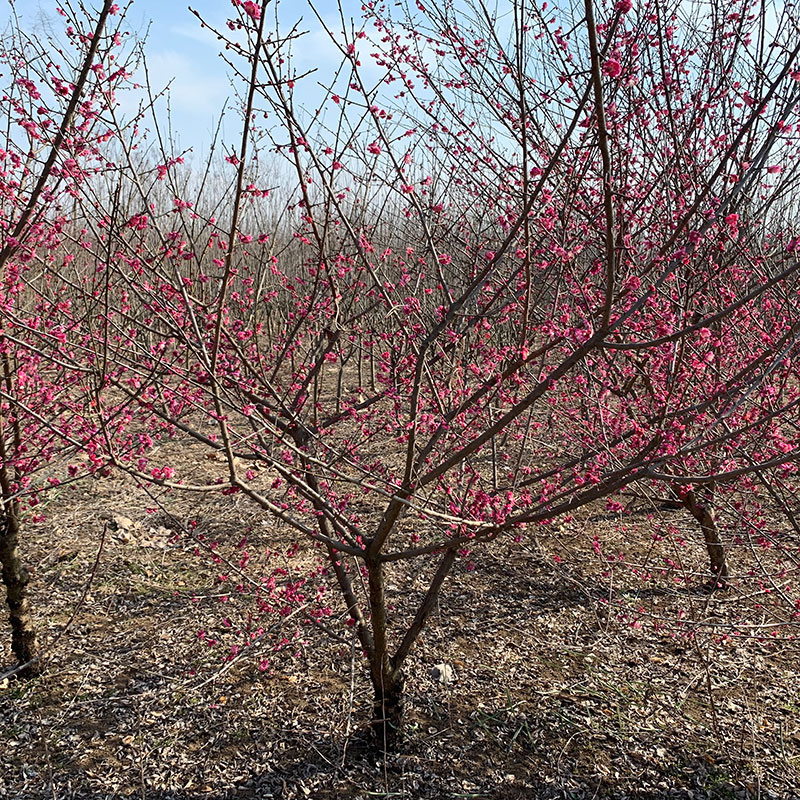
[0,509,39,676]
[365,548,458,750]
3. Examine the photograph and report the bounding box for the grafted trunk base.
[372,671,405,751]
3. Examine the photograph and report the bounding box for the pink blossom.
[616,0,632,12]
[767,165,782,174]
[603,58,622,78]
[242,1,261,20]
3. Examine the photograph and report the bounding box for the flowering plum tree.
[5,0,800,747]
[0,1,139,676]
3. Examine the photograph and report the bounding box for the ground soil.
[2,451,800,800]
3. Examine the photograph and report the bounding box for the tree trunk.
[365,556,406,750]
[680,487,728,589]
[371,665,405,751]
[700,513,728,588]
[0,509,39,676]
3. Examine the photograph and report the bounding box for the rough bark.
[0,509,39,676]
[366,556,400,748]
[371,666,405,751]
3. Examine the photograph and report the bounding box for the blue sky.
[6,0,369,154]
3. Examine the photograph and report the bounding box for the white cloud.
[145,50,230,116]
[169,22,222,48]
